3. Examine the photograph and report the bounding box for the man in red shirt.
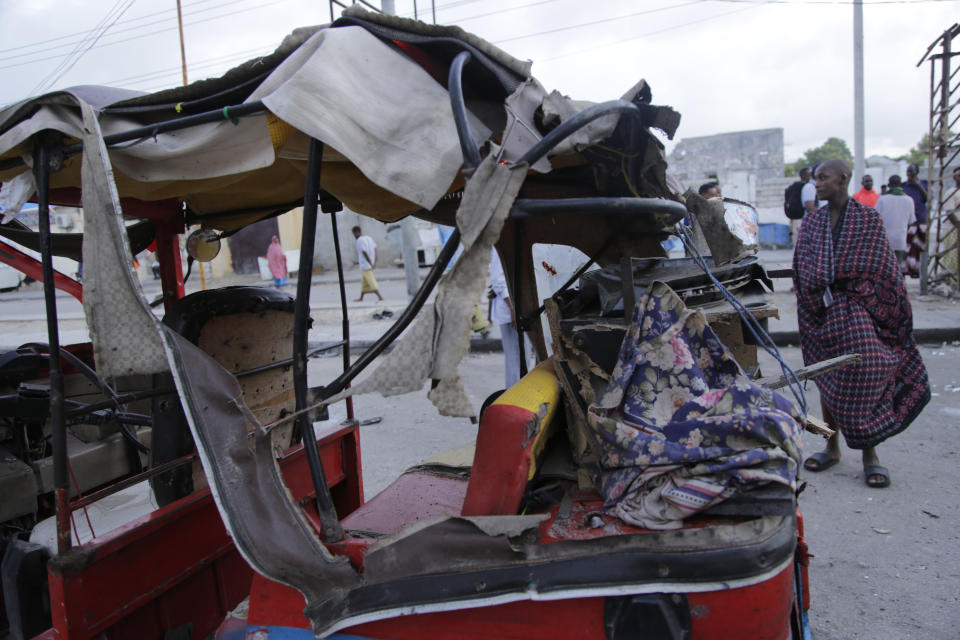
[852,174,879,208]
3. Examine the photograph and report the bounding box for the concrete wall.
[215,207,405,276]
[755,176,795,225]
[668,128,785,185]
[277,207,303,254]
[666,127,788,224]
[312,209,402,273]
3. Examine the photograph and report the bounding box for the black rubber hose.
[518,100,643,167]
[447,51,482,172]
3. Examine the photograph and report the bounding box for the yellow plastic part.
[493,359,562,480]
[266,114,294,150]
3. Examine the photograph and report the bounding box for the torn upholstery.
[588,282,802,529]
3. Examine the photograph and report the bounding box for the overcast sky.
[0,0,956,162]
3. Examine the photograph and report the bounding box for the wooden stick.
[755,354,860,438]
[802,415,835,438]
[755,353,861,390]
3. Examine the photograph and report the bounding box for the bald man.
[792,159,930,488]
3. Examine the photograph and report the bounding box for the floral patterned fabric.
[587,282,803,530]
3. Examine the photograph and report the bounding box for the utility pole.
[853,0,865,187]
[381,0,421,299]
[176,0,207,289]
[176,0,188,86]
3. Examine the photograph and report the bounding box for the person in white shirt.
[874,175,916,272]
[801,166,819,216]
[489,247,528,388]
[352,226,383,302]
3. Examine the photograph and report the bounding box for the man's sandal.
[863,464,890,488]
[803,451,840,472]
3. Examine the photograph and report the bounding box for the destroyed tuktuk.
[0,8,814,639]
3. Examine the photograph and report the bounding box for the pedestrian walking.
[489,246,528,389]
[266,235,287,288]
[352,226,383,302]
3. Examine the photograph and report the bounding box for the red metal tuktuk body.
[0,7,813,640]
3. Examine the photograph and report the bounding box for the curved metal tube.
[511,196,688,224]
[1,100,268,172]
[448,51,482,172]
[517,100,642,167]
[34,137,71,553]
[512,221,528,378]
[294,138,344,542]
[328,206,352,421]
[21,342,119,403]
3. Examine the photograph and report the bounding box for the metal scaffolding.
[918,24,960,294]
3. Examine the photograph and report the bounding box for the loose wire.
[673,224,808,415]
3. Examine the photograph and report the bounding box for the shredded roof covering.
[0,7,680,234]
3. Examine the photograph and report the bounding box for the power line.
[451,0,563,24]
[710,0,957,4]
[396,0,481,19]
[0,0,227,56]
[2,10,185,63]
[0,0,290,69]
[493,1,702,45]
[0,0,298,80]
[537,0,767,62]
[10,0,948,101]
[104,44,274,88]
[4,0,485,93]
[31,0,137,96]
[3,0,741,95]
[32,0,129,87]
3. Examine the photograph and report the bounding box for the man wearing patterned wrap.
[793,160,930,488]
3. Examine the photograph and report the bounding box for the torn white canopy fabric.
[323,153,527,417]
[100,113,274,184]
[77,98,170,377]
[0,93,168,377]
[252,25,491,211]
[0,101,86,217]
[0,95,273,195]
